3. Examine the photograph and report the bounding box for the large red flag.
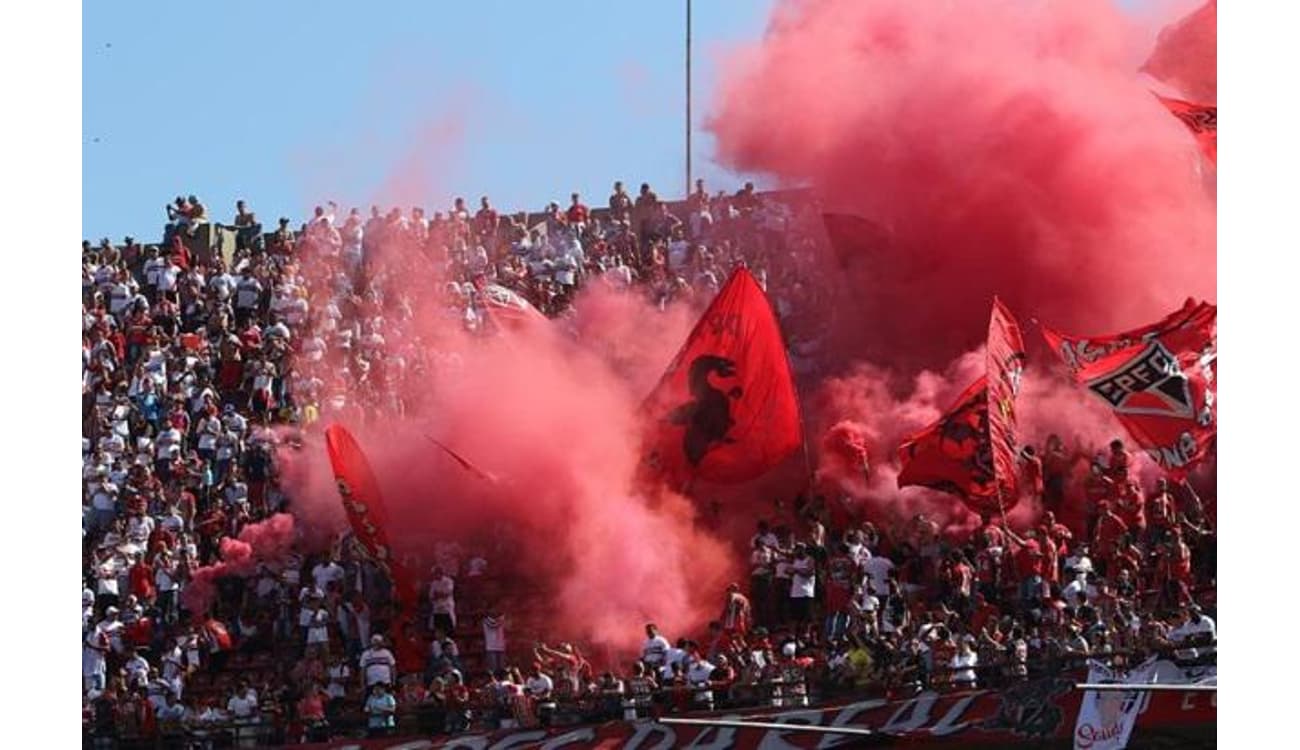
[896,376,1000,513]
[1042,302,1216,477]
[642,267,803,486]
[1155,93,1217,165]
[987,296,1027,499]
[897,299,1027,515]
[324,424,418,604]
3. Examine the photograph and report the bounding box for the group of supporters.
[81,182,1215,745]
[81,181,833,744]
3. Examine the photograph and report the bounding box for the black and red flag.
[1155,93,1217,165]
[897,299,1027,515]
[642,267,803,487]
[324,424,419,606]
[1042,301,1216,477]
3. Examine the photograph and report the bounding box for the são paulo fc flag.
[1043,302,1216,477]
[642,267,803,487]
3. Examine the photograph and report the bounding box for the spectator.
[360,634,397,690]
[365,683,398,737]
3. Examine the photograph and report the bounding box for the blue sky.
[82,0,777,242]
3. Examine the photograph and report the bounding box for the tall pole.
[686,0,693,198]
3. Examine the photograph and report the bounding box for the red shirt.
[1021,455,1044,496]
[1014,540,1043,579]
[970,601,1000,634]
[566,203,589,225]
[1095,512,1130,558]
[1084,475,1115,508]
[1038,536,1060,585]
[951,562,973,596]
[130,561,156,600]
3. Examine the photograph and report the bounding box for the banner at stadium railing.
[1042,301,1216,477]
[1073,660,1162,750]
[295,666,1215,749]
[642,267,802,487]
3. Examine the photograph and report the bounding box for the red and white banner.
[1074,660,1161,750]
[1042,301,1216,477]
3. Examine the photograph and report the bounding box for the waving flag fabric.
[1155,94,1217,165]
[986,297,1027,499]
[897,376,1001,513]
[643,267,802,487]
[898,298,1027,515]
[324,424,418,604]
[1043,301,1217,477]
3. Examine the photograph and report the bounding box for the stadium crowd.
[81,183,1216,746]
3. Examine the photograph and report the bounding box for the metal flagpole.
[686,0,693,197]
[1075,683,1217,693]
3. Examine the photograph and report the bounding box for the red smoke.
[710,0,1215,528]
[279,259,733,651]
[184,513,296,615]
[272,0,1218,647]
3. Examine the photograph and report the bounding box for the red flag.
[1041,298,1211,375]
[1155,93,1217,165]
[1042,302,1216,477]
[425,434,499,484]
[1141,0,1216,103]
[897,298,1028,515]
[897,376,1002,514]
[642,267,802,486]
[323,424,418,604]
[986,296,1027,499]
[476,281,549,329]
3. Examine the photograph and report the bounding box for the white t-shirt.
[227,694,257,719]
[312,562,345,593]
[429,576,455,615]
[790,557,817,599]
[483,617,507,652]
[526,674,554,699]
[642,635,671,665]
[235,278,263,309]
[950,651,978,684]
[359,647,396,687]
[862,556,895,596]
